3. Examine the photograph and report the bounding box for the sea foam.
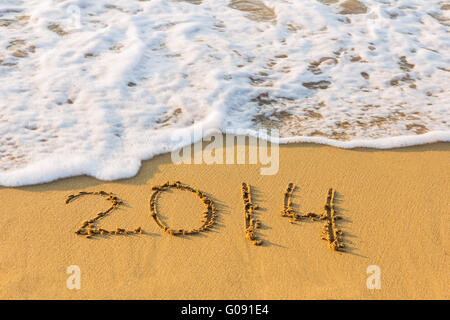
[0,0,449,186]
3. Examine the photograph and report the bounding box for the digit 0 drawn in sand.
[65,191,143,239]
[149,181,217,236]
[241,182,263,246]
[279,184,345,252]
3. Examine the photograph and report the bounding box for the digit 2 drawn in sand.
[149,181,217,236]
[279,184,345,251]
[65,191,143,239]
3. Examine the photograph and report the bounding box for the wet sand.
[0,141,448,299]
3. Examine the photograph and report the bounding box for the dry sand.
[0,140,448,299]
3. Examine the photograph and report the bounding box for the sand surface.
[0,141,448,299]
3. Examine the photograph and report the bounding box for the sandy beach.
[0,140,448,299]
[1,0,449,303]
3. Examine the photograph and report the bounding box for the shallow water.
[229,0,276,23]
[0,0,449,186]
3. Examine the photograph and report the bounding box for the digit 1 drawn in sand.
[66,191,143,238]
[279,184,344,251]
[149,181,217,236]
[241,182,263,246]
[320,188,344,251]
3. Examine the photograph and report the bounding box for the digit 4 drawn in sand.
[279,184,345,251]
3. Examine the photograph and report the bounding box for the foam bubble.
[0,0,448,186]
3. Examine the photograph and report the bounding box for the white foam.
[0,0,449,186]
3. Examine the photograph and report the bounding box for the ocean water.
[0,0,449,186]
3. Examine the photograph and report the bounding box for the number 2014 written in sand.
[65,181,346,252]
